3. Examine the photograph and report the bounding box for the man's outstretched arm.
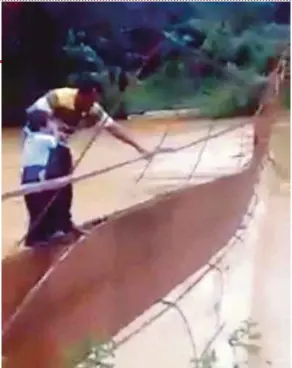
[90,102,150,155]
[105,121,150,155]
[91,103,175,157]
[105,120,175,155]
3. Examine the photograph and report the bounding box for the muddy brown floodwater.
[1,117,250,258]
[1,115,290,367]
[250,114,290,368]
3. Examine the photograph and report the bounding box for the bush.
[64,339,115,368]
[124,60,198,113]
[197,67,266,119]
[201,22,235,62]
[232,30,279,74]
[282,86,290,110]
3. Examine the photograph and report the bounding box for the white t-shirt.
[24,98,114,137]
[24,96,55,139]
[22,132,58,169]
[26,96,53,116]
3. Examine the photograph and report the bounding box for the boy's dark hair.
[27,110,49,132]
[77,72,103,95]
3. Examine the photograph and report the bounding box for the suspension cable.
[2,119,250,201]
[2,41,288,340]
[9,38,169,248]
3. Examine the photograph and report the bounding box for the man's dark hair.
[27,110,49,132]
[77,72,103,95]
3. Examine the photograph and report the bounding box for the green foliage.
[282,86,290,110]
[64,338,115,368]
[62,16,286,121]
[63,28,130,118]
[125,19,285,119]
[2,5,290,124]
[254,23,290,41]
[177,18,212,35]
[199,82,242,119]
[232,30,279,74]
[196,66,267,119]
[192,349,217,368]
[65,319,264,368]
[99,73,127,118]
[63,29,104,75]
[201,22,234,62]
[124,60,198,113]
[229,319,262,356]
[229,8,265,35]
[190,319,263,368]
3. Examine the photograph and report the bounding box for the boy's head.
[27,110,60,136]
[27,110,51,132]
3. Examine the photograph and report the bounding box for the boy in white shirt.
[21,110,74,247]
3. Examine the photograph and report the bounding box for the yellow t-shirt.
[48,88,114,128]
[48,88,86,127]
[52,88,78,111]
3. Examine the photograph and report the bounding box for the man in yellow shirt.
[23,76,169,243]
[25,77,150,155]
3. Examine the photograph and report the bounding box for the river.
[2,117,251,258]
[250,113,290,368]
[2,115,290,367]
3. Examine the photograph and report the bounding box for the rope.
[2,235,84,336]
[132,41,289,191]
[9,37,169,248]
[4,43,288,203]
[113,171,262,355]
[112,58,287,352]
[135,127,170,183]
[2,43,288,342]
[2,119,250,201]
[114,192,259,349]
[1,121,252,340]
[186,120,216,183]
[13,117,109,248]
[2,35,186,334]
[111,60,285,357]
[160,299,198,362]
[198,324,226,363]
[208,263,225,329]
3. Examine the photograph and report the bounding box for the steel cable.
[2,41,288,348]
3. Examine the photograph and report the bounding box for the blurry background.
[2,2,290,125]
[1,5,290,367]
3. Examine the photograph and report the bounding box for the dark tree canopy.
[2,2,290,124]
